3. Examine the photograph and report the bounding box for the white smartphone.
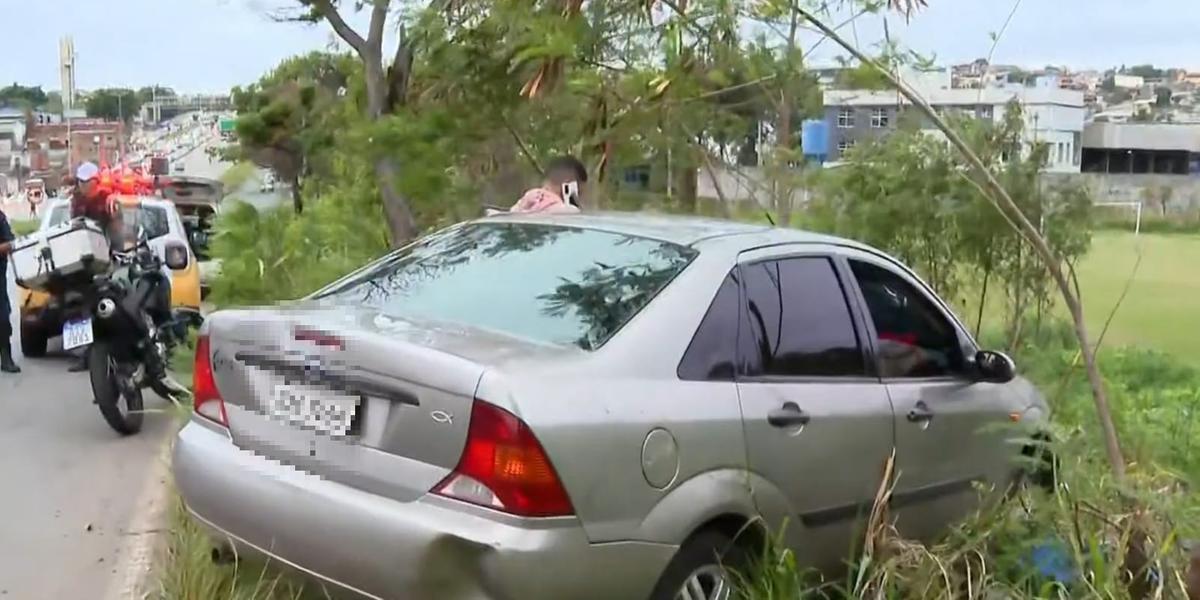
[561,181,580,206]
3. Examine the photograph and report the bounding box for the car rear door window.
[677,271,740,381]
[848,260,965,378]
[738,257,866,377]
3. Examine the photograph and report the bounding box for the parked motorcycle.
[81,228,200,434]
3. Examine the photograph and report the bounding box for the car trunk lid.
[206,304,553,502]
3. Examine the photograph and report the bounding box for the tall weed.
[208,160,391,307]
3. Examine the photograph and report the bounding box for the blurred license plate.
[62,318,94,351]
[270,384,359,436]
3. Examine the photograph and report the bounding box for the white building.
[823,84,1086,172]
[1113,74,1144,91]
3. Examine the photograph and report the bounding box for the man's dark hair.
[545,155,587,183]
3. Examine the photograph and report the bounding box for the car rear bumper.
[173,418,673,600]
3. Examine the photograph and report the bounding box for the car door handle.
[906,401,934,423]
[767,402,811,428]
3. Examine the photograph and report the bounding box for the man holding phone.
[510,155,587,214]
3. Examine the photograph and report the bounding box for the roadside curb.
[103,431,174,600]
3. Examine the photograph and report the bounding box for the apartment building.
[820,83,1086,173]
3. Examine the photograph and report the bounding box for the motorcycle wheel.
[89,342,145,435]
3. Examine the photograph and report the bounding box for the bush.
[207,161,391,307]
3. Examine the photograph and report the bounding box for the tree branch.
[310,0,369,57]
[792,2,1128,481]
[384,25,413,112]
[503,120,544,175]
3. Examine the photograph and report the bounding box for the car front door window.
[846,256,1016,543]
[848,260,965,378]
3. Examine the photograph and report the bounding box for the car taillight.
[433,400,574,518]
[193,335,227,427]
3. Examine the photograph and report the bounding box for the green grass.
[959,230,1200,367]
[157,495,323,600]
[158,338,316,600]
[1074,231,1200,365]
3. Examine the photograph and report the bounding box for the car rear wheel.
[20,325,47,358]
[649,531,748,600]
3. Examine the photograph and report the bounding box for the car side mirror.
[972,350,1016,384]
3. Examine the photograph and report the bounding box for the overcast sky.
[3,0,1198,93]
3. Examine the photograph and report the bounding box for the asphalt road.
[0,120,282,599]
[0,353,175,599]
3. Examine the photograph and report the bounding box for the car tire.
[21,326,47,358]
[648,530,749,600]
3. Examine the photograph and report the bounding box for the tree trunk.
[975,265,991,339]
[771,8,800,227]
[290,177,303,214]
[375,158,417,242]
[314,0,421,248]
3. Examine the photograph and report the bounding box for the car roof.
[476,210,866,250]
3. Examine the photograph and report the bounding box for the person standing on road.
[510,155,587,214]
[0,206,21,373]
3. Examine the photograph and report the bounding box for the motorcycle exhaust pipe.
[96,298,118,320]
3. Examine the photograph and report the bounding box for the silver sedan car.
[173,212,1048,600]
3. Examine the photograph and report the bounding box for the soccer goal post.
[1093,201,1143,236]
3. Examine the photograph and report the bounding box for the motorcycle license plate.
[269,384,359,437]
[62,318,94,351]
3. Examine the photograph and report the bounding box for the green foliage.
[42,91,62,114]
[1123,64,1163,80]
[136,85,174,104]
[1155,86,1173,108]
[208,158,390,307]
[0,83,48,108]
[837,63,892,90]
[228,52,361,211]
[809,102,1093,344]
[83,88,142,122]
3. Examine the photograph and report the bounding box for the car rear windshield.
[314,222,697,350]
[47,203,171,240]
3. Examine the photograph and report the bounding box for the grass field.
[1074,230,1200,365]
